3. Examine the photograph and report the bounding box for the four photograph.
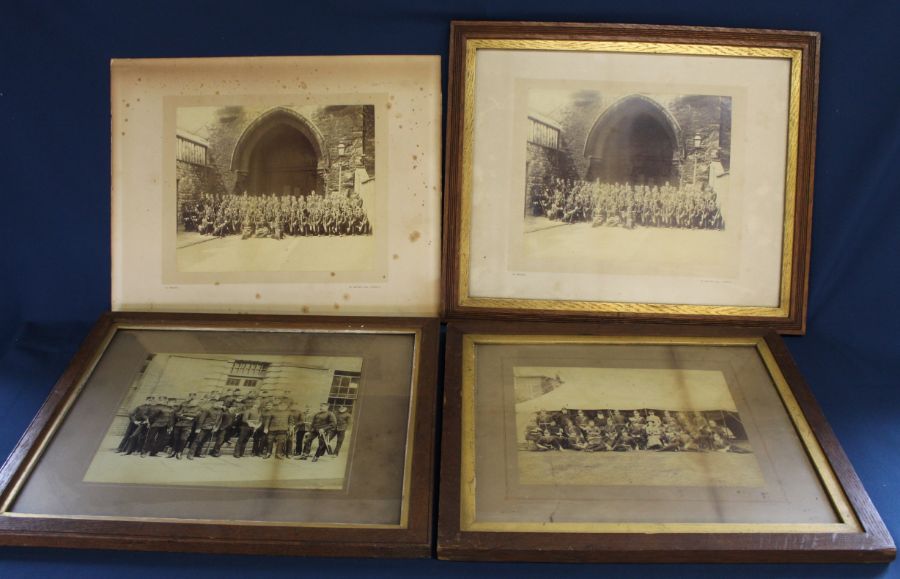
[0,20,892,565]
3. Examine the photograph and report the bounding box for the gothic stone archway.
[583,95,683,186]
[230,107,330,196]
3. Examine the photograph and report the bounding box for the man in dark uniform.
[301,402,336,461]
[252,402,274,457]
[188,400,223,459]
[141,397,175,457]
[233,398,261,458]
[210,401,238,457]
[329,405,352,457]
[120,396,155,455]
[264,401,292,459]
[293,404,312,458]
[167,393,200,460]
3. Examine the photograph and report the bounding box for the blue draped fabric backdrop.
[0,1,898,577]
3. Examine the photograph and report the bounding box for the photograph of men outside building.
[174,103,376,274]
[83,352,361,490]
[512,84,737,279]
[513,366,763,489]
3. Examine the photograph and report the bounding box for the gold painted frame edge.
[458,333,861,534]
[0,319,426,531]
[455,38,803,320]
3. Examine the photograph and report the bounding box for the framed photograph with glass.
[443,21,820,333]
[112,55,442,316]
[438,320,895,562]
[0,313,439,558]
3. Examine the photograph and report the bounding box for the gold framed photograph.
[0,313,439,558]
[443,21,820,333]
[438,320,895,562]
[112,55,442,316]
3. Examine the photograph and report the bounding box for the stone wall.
[181,103,375,201]
[531,92,731,190]
[175,160,217,217]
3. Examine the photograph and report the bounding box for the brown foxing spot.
[255,293,261,299]
[330,271,336,277]
[393,253,399,260]
[409,230,421,242]
[302,306,310,313]
[333,303,340,310]
[386,102,392,109]
[214,281,220,286]
[412,154,418,161]
[343,293,351,301]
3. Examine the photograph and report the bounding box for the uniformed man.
[141,397,175,457]
[301,402,336,461]
[210,401,238,457]
[233,399,261,458]
[293,404,312,458]
[120,396,155,455]
[329,405,352,457]
[573,409,589,437]
[188,400,223,459]
[167,393,201,460]
[253,402,274,457]
[264,401,293,459]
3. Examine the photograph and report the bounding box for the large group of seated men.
[180,190,372,239]
[530,179,725,230]
[115,391,352,462]
[523,408,750,453]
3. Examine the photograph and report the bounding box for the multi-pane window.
[528,117,560,149]
[230,360,270,379]
[328,371,361,410]
[225,377,240,386]
[243,379,258,388]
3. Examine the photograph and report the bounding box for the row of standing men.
[117,394,352,462]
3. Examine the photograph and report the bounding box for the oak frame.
[0,312,440,558]
[437,320,895,563]
[442,20,821,334]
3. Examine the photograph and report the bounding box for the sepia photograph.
[524,88,730,234]
[454,35,808,321]
[514,84,735,276]
[84,351,361,490]
[175,103,376,274]
[513,366,762,488]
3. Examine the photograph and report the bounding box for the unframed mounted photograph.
[113,55,442,316]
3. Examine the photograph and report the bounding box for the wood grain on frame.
[437,320,895,563]
[0,312,439,559]
[442,21,820,334]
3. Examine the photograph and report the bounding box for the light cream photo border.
[112,55,442,316]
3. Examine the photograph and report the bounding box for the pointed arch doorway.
[583,95,683,186]
[231,107,330,196]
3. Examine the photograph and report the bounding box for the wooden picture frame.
[443,21,820,333]
[0,312,439,558]
[438,320,895,562]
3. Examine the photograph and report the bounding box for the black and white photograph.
[520,86,732,266]
[84,352,361,490]
[514,366,762,488]
[175,104,376,274]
